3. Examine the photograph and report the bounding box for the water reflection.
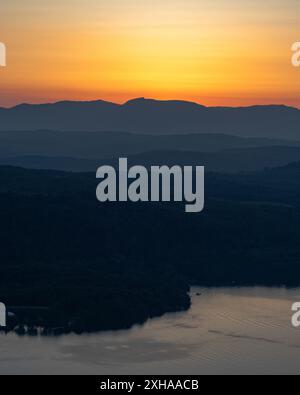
[1,287,300,375]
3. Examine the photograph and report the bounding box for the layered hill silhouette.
[0,130,298,159]
[2,146,300,173]
[1,98,300,139]
[3,160,300,203]
[2,98,300,333]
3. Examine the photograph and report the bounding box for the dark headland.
[1,162,300,335]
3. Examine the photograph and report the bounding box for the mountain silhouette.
[0,98,299,139]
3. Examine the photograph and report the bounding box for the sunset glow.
[1,0,300,107]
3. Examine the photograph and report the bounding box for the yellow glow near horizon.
[0,0,300,107]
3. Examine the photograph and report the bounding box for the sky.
[0,0,299,107]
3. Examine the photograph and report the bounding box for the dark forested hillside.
[1,164,300,334]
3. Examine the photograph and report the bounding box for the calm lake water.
[1,287,300,375]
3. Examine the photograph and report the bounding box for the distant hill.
[205,160,300,207]
[2,160,300,204]
[0,98,299,139]
[0,156,98,173]
[0,130,299,161]
[122,146,300,173]
[2,146,300,173]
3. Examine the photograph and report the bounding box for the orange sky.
[0,0,300,108]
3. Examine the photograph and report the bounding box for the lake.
[0,287,300,375]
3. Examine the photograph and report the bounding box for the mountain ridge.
[1,98,299,139]
[2,97,297,111]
